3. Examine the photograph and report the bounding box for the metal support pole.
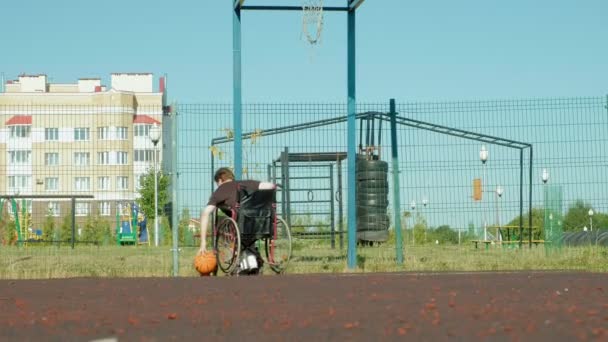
[482,163,487,241]
[390,99,404,264]
[519,148,524,248]
[171,107,179,276]
[337,160,344,250]
[71,197,76,249]
[233,5,243,180]
[329,164,335,249]
[210,147,215,191]
[154,144,159,247]
[346,7,357,270]
[281,148,291,228]
[528,147,533,249]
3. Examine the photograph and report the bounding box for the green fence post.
[389,99,404,265]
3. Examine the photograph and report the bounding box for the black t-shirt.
[208,180,260,216]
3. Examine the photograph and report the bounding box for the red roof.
[6,115,32,125]
[133,115,160,125]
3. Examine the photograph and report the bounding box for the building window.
[75,202,90,216]
[8,175,31,192]
[48,202,60,217]
[117,127,128,140]
[134,149,154,162]
[97,151,110,165]
[10,125,31,138]
[8,150,31,164]
[98,177,110,190]
[45,128,59,141]
[117,176,129,190]
[134,124,151,137]
[45,177,59,191]
[45,153,59,166]
[74,127,90,141]
[97,127,110,140]
[73,152,90,166]
[74,177,90,191]
[99,202,111,216]
[117,152,128,165]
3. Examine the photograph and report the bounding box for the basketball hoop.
[302,0,324,46]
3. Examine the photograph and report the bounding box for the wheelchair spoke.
[215,218,241,274]
[265,216,292,274]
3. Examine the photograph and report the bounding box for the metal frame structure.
[232,0,366,268]
[0,194,94,249]
[270,149,347,249]
[213,99,536,259]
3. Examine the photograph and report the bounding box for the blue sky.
[1,0,607,102]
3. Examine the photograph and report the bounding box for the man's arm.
[199,204,216,254]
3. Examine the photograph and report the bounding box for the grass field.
[1,241,607,279]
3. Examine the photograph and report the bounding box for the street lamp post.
[479,145,488,241]
[410,200,416,245]
[422,198,428,243]
[149,124,162,247]
[541,168,549,244]
[588,208,594,232]
[548,213,554,240]
[496,186,503,242]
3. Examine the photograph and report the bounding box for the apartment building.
[0,73,166,226]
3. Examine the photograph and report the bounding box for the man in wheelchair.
[199,167,276,275]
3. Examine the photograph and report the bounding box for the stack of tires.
[356,156,390,243]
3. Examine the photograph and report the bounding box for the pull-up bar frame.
[232,0,366,269]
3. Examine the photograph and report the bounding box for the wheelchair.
[212,185,292,275]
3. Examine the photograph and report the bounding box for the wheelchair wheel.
[265,216,292,274]
[214,217,241,274]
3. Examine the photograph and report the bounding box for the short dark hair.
[214,167,235,182]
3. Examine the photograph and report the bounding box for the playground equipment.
[115,202,149,246]
[0,198,37,246]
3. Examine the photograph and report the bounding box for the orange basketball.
[194,251,217,276]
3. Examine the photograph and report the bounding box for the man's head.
[214,167,235,185]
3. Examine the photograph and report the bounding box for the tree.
[178,208,193,246]
[81,215,98,243]
[42,212,57,244]
[506,208,545,240]
[59,212,73,243]
[431,225,459,244]
[412,214,428,244]
[136,167,170,221]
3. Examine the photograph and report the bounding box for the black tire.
[357,224,389,231]
[356,160,388,172]
[357,180,388,190]
[357,154,379,161]
[357,193,388,202]
[359,199,388,208]
[357,186,389,195]
[358,197,389,207]
[356,206,387,216]
[357,170,388,181]
[357,213,390,223]
[214,217,241,274]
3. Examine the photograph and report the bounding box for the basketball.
[194,251,217,276]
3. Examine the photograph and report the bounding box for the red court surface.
[1,272,607,341]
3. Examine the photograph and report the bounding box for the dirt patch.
[1,272,607,341]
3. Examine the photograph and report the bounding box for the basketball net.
[302,0,324,61]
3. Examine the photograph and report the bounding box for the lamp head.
[149,124,161,145]
[541,168,549,184]
[479,145,488,164]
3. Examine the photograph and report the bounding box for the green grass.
[1,242,607,279]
